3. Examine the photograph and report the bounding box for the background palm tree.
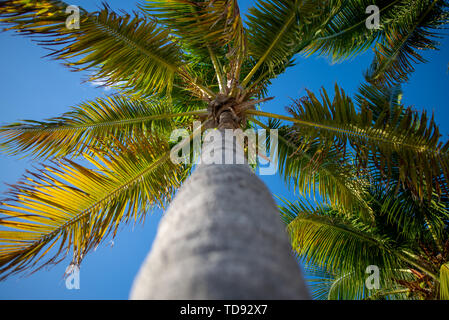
[0,0,448,298]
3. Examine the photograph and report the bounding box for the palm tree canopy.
[0,0,448,281]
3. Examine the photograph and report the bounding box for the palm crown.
[0,0,448,298]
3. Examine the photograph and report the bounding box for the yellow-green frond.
[0,135,186,280]
[141,0,247,95]
[0,95,207,159]
[440,262,449,299]
[0,0,211,98]
[255,118,374,221]
[242,0,345,91]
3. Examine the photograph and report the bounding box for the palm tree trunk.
[129,129,310,299]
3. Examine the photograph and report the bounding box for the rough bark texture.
[129,131,310,299]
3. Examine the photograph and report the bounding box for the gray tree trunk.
[129,130,310,299]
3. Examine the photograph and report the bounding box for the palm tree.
[0,0,448,299]
[279,84,449,300]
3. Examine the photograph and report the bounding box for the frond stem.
[4,109,208,132]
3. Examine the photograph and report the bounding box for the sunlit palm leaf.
[247,84,449,200]
[288,85,449,200]
[243,0,301,87]
[281,178,449,299]
[371,185,449,246]
[440,262,449,299]
[0,136,186,279]
[355,82,403,122]
[0,0,212,98]
[142,0,245,53]
[305,0,392,60]
[355,83,449,197]
[141,0,246,94]
[322,269,412,300]
[300,263,337,300]
[0,95,207,159]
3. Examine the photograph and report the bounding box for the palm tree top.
[0,0,448,284]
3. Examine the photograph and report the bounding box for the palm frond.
[371,186,449,248]
[0,135,186,280]
[247,84,449,200]
[304,0,391,61]
[0,95,207,159]
[440,262,449,299]
[301,263,338,300]
[242,0,343,90]
[355,82,403,122]
[0,0,213,98]
[141,0,247,94]
[280,197,427,286]
[365,0,449,86]
[251,117,374,221]
[141,0,245,54]
[305,0,449,73]
[243,0,300,87]
[326,269,413,300]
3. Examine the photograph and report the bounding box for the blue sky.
[0,0,448,299]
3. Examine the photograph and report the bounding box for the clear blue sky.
[0,0,448,299]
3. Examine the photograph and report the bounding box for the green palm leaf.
[372,186,449,247]
[365,0,449,86]
[141,0,247,95]
[281,177,449,299]
[280,198,404,273]
[0,95,207,159]
[243,0,301,87]
[141,0,245,54]
[355,82,403,121]
[0,0,213,98]
[242,0,341,90]
[304,0,393,60]
[0,135,186,279]
[246,84,449,200]
[306,266,413,300]
[253,118,374,221]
